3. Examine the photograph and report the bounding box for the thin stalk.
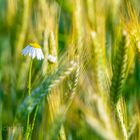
[116,98,128,140]
[29,106,39,139]
[25,60,33,140]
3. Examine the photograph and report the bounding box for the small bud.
[47,54,57,63]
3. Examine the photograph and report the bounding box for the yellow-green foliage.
[0,0,140,140]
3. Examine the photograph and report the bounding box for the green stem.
[28,60,33,96]
[25,60,33,140]
[29,106,39,139]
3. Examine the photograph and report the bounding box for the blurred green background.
[0,0,140,140]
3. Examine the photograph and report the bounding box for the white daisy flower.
[47,54,57,63]
[22,42,44,60]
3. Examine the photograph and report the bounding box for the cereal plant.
[0,0,140,140]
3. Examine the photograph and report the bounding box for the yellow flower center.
[29,42,41,48]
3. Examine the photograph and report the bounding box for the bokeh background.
[0,0,140,140]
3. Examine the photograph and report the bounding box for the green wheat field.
[0,0,140,140]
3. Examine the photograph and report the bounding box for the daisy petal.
[22,46,30,55]
[32,49,35,59]
[22,44,44,60]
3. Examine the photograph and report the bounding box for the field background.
[0,0,140,140]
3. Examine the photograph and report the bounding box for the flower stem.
[30,106,39,138]
[25,60,33,140]
[28,60,33,96]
